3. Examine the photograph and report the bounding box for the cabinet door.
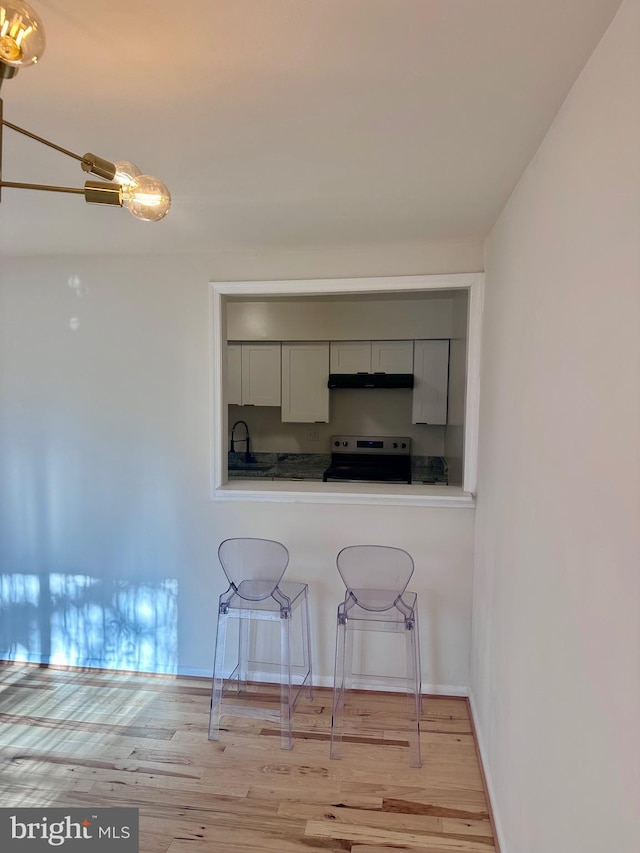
[412,340,449,425]
[330,341,371,373]
[371,340,414,374]
[241,343,281,406]
[281,343,330,423]
[226,344,242,405]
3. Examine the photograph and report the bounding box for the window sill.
[212,479,475,508]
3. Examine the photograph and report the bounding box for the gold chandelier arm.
[0,113,117,179]
[1,117,85,163]
[0,180,84,193]
[0,179,123,206]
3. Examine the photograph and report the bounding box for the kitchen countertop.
[228,452,448,484]
[228,452,329,480]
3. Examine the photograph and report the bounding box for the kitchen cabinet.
[412,339,449,425]
[226,344,242,405]
[371,340,414,373]
[330,340,413,374]
[240,343,281,406]
[329,342,370,373]
[281,343,330,423]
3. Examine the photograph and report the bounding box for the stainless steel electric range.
[322,435,412,484]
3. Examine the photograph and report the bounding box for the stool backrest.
[218,537,289,601]
[336,544,414,611]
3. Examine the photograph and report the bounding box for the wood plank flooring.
[0,664,496,852]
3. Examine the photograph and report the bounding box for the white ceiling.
[0,0,622,256]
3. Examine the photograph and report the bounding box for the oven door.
[323,457,411,484]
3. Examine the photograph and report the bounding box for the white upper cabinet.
[330,342,371,373]
[371,340,413,373]
[226,343,242,405]
[281,343,330,423]
[330,340,413,373]
[412,340,450,425]
[240,343,281,406]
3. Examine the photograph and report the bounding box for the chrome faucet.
[230,420,254,462]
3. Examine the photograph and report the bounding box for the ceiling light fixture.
[0,0,171,221]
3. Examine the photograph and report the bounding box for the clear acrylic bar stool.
[330,544,422,767]
[208,537,312,750]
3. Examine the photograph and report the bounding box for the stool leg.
[330,617,351,759]
[415,607,423,717]
[238,612,250,693]
[301,585,313,700]
[280,613,293,750]
[405,616,422,768]
[208,610,229,741]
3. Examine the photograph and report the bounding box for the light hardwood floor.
[0,664,496,852]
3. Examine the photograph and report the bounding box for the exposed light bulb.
[113,160,141,189]
[122,174,171,222]
[0,1,45,68]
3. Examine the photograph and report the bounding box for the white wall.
[0,241,480,691]
[472,2,640,851]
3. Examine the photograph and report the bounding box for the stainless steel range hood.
[328,373,414,389]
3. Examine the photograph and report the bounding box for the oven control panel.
[330,435,411,455]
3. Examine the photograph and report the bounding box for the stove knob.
[342,441,349,447]
[393,442,398,448]
[401,442,407,449]
[334,440,340,447]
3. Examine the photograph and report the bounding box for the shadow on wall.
[0,573,178,674]
[0,398,184,675]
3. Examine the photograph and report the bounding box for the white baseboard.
[468,689,507,853]
[0,651,182,676]
[309,674,468,696]
[0,651,49,666]
[176,665,212,679]
[178,667,467,696]
[0,653,468,697]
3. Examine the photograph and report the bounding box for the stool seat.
[220,580,307,616]
[208,538,312,750]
